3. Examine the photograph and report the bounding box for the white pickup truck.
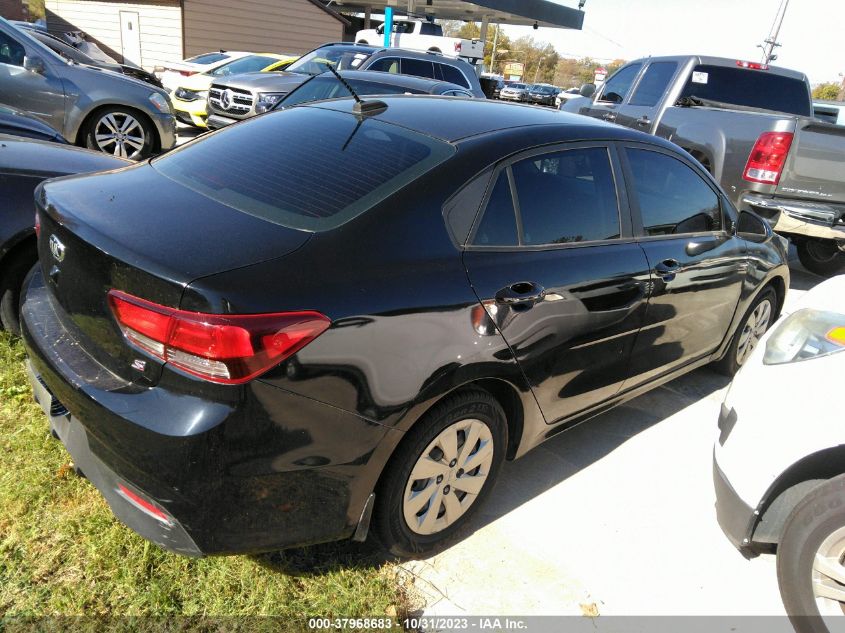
[355,19,483,61]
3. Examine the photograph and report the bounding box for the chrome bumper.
[741,194,845,243]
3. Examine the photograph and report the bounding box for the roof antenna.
[321,62,388,116]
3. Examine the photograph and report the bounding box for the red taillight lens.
[743,131,794,185]
[454,41,462,52]
[736,60,768,70]
[108,290,330,384]
[35,210,41,238]
[116,483,173,526]
[178,70,198,77]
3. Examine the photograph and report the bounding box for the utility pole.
[758,0,790,65]
[489,24,500,75]
[533,56,546,84]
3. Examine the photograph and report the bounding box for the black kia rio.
[22,95,789,558]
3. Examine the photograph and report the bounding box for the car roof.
[327,69,465,91]
[308,42,475,68]
[307,95,677,145]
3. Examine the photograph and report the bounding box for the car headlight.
[763,308,845,365]
[255,92,286,114]
[148,92,171,113]
[174,88,208,102]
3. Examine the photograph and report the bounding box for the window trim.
[465,141,634,252]
[595,63,644,105]
[617,141,733,241]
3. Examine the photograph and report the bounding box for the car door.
[582,62,643,124]
[618,143,747,389]
[0,27,65,133]
[615,60,681,132]
[462,143,652,425]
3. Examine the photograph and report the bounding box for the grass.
[0,332,405,623]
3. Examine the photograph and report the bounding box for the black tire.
[797,240,845,277]
[714,287,777,376]
[357,40,369,45]
[82,107,156,160]
[0,244,37,336]
[777,474,845,632]
[372,389,507,558]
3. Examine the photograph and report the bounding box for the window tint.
[512,147,620,245]
[627,149,722,236]
[401,58,435,79]
[287,47,372,75]
[367,57,400,74]
[0,32,25,67]
[629,62,678,107]
[474,172,518,246]
[598,64,642,104]
[439,63,470,88]
[153,107,454,232]
[186,52,229,65]
[210,55,278,77]
[679,64,811,117]
[280,76,410,108]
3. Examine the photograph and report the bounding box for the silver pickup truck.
[576,55,845,275]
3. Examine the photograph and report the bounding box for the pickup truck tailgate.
[777,119,845,203]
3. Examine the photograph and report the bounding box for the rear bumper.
[21,270,397,556]
[740,194,845,242]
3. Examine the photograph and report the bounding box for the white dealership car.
[156,51,253,94]
[714,275,845,631]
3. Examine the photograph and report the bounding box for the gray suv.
[207,42,484,126]
[0,17,175,159]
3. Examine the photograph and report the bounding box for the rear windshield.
[679,64,811,116]
[186,52,230,65]
[280,76,419,108]
[287,47,373,76]
[152,107,454,232]
[210,55,278,77]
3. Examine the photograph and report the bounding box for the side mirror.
[579,82,596,98]
[737,210,771,243]
[23,55,45,74]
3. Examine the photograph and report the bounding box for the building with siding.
[45,0,347,69]
[0,0,27,20]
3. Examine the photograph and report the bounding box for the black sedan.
[23,96,788,558]
[0,107,127,334]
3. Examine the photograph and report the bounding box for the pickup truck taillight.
[743,131,794,185]
[108,290,330,384]
[454,42,462,52]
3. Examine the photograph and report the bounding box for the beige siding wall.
[45,0,182,69]
[183,0,343,58]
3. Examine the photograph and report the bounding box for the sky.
[499,0,842,86]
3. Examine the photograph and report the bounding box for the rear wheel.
[777,474,845,633]
[372,390,506,558]
[715,288,776,376]
[797,240,845,277]
[0,243,37,336]
[83,107,155,160]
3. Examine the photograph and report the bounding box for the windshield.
[186,52,230,65]
[209,55,278,77]
[510,84,527,90]
[152,107,454,232]
[286,47,373,76]
[679,65,811,117]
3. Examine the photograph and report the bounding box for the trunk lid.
[35,164,311,385]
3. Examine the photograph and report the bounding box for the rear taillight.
[454,42,462,52]
[35,210,40,238]
[737,60,769,70]
[116,483,173,526]
[178,70,197,77]
[743,131,794,185]
[108,290,330,384]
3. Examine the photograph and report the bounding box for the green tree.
[813,82,841,101]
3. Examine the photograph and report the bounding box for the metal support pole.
[384,6,393,48]
[364,5,371,30]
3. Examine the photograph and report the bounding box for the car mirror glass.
[737,210,770,243]
[579,83,596,98]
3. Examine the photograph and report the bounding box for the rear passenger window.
[439,64,470,88]
[401,58,435,79]
[367,58,400,74]
[511,148,620,245]
[474,172,518,246]
[629,62,678,107]
[626,149,723,236]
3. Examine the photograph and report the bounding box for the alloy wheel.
[94,112,146,159]
[403,418,494,536]
[736,299,772,366]
[812,526,845,615]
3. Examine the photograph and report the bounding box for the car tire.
[0,244,37,336]
[83,107,156,160]
[797,240,845,277]
[372,389,507,558]
[777,474,845,633]
[714,287,777,376]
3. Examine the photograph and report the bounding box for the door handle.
[495,281,545,307]
[636,116,651,127]
[603,113,617,122]
[654,259,681,282]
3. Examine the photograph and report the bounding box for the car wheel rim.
[813,526,845,615]
[736,299,772,366]
[94,112,146,160]
[403,418,494,536]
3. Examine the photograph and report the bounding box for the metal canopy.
[329,0,585,29]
